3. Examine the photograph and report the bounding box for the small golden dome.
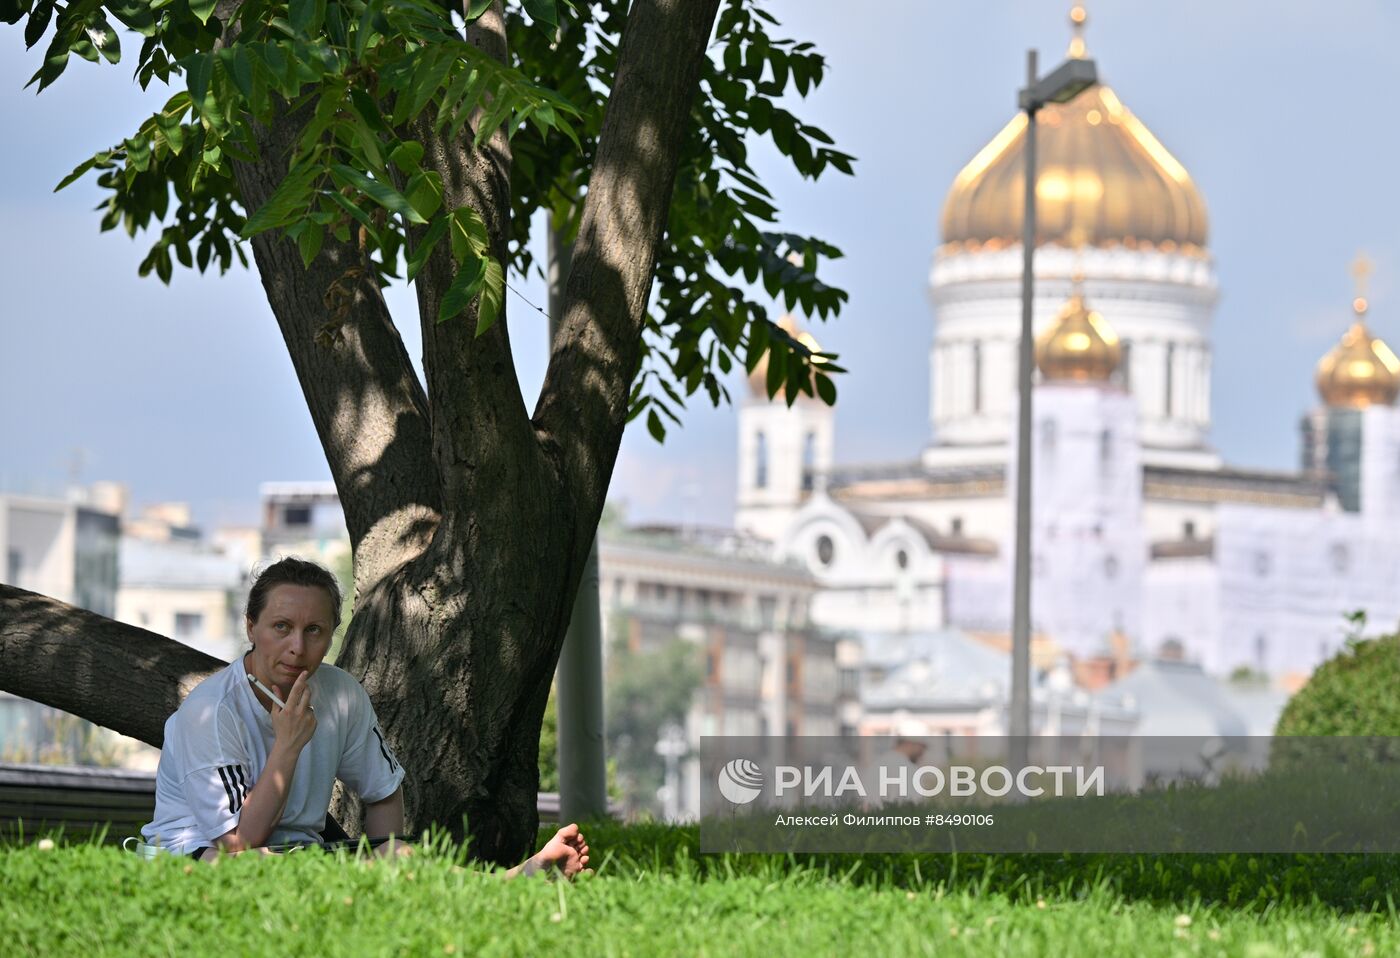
[1316,319,1400,409]
[1036,290,1121,382]
[940,13,1208,254]
[748,315,825,399]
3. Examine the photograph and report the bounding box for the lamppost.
[549,229,609,824]
[1009,48,1096,771]
[655,723,688,822]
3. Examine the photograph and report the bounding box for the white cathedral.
[734,12,1400,684]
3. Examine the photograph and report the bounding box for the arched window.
[755,431,768,489]
[801,432,816,492]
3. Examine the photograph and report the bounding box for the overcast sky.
[3,1,1398,530]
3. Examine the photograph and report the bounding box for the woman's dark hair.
[245,556,344,628]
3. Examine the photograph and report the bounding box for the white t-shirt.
[141,658,404,854]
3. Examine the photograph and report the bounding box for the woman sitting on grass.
[140,556,590,877]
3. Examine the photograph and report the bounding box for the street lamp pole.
[1010,49,1039,768]
[549,228,610,824]
[1010,48,1096,772]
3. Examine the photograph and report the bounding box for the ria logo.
[717,758,764,805]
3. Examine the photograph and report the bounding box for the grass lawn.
[3,822,1398,956]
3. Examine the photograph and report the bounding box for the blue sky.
[3,1,1398,529]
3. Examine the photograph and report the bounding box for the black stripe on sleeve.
[232,765,250,809]
[371,726,399,773]
[217,765,238,815]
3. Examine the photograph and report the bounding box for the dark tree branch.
[230,109,444,595]
[533,0,722,547]
[412,1,536,497]
[0,585,223,747]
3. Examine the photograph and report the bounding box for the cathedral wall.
[833,495,1009,544]
[1141,499,1216,545]
[1142,558,1220,667]
[1020,387,1144,657]
[1212,504,1400,677]
[929,246,1217,453]
[1361,404,1400,520]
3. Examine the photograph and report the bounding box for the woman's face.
[245,584,336,696]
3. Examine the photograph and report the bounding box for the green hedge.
[1274,632,1400,735]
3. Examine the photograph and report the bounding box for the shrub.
[1274,631,1400,735]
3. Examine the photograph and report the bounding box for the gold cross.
[1068,5,1089,59]
[1350,252,1373,314]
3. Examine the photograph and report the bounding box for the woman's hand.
[270,670,316,753]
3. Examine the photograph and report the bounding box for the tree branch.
[411,1,536,497]
[532,0,722,542]
[230,107,444,595]
[0,585,223,747]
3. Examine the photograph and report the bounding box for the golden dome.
[940,12,1208,254]
[1036,289,1121,382]
[748,315,825,400]
[1316,310,1400,410]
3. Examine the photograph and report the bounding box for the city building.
[0,489,123,764]
[598,524,842,817]
[259,481,351,568]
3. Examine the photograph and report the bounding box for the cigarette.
[247,672,289,710]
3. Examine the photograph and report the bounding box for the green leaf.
[325,189,382,246]
[646,408,666,442]
[181,53,213,106]
[54,154,100,192]
[159,119,186,155]
[389,140,424,177]
[124,135,151,172]
[744,317,771,373]
[330,164,426,224]
[522,0,558,31]
[400,47,453,126]
[218,46,254,100]
[815,371,837,406]
[240,164,319,238]
[405,170,443,220]
[24,1,54,49]
[765,338,786,398]
[474,257,503,336]
[350,89,391,136]
[84,16,120,64]
[465,0,491,20]
[449,206,490,261]
[406,215,448,283]
[289,0,317,34]
[625,394,651,424]
[107,0,157,37]
[26,44,69,92]
[297,222,324,267]
[438,255,487,324]
[190,0,216,24]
